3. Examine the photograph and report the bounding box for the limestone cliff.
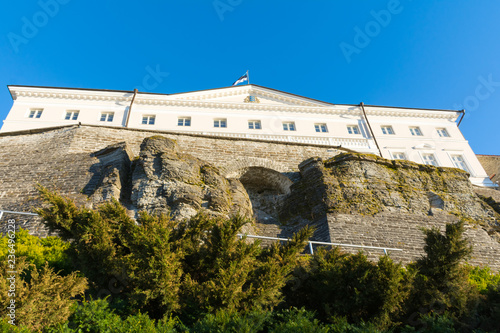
[91,136,253,222]
[281,153,499,230]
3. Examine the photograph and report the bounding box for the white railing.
[237,234,403,255]
[181,130,371,149]
[0,210,39,221]
[0,210,39,219]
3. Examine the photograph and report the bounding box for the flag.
[232,71,248,86]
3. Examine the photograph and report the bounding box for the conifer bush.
[284,247,410,329]
[35,186,313,322]
[0,228,72,274]
[0,258,87,331]
[5,186,497,331]
[406,220,477,326]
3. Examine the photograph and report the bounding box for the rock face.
[278,153,500,270]
[281,153,500,226]
[88,142,133,205]
[128,136,253,221]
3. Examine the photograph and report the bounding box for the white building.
[2,84,496,187]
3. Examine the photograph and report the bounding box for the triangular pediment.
[169,84,332,107]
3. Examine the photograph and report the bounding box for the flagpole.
[247,70,250,85]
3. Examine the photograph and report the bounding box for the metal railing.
[237,234,403,255]
[0,210,39,220]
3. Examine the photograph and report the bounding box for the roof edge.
[7,84,461,113]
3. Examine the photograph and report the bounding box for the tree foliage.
[35,186,314,321]
[4,187,498,332]
[284,247,411,329]
[0,258,87,331]
[0,228,71,274]
[407,220,477,325]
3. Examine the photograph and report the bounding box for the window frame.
[409,126,423,136]
[391,152,406,160]
[314,123,328,133]
[421,153,438,166]
[381,125,395,135]
[213,118,227,128]
[178,117,191,127]
[248,120,262,130]
[347,125,360,135]
[282,122,296,131]
[436,128,450,137]
[100,112,114,122]
[142,115,156,125]
[65,110,79,121]
[28,109,43,119]
[450,154,471,174]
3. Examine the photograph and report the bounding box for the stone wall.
[327,212,500,271]
[477,154,500,185]
[65,125,343,175]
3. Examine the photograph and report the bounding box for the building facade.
[1,84,496,187]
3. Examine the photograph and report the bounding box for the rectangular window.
[392,152,406,160]
[451,155,470,173]
[100,112,114,122]
[347,125,360,135]
[437,128,450,137]
[28,109,43,119]
[248,120,261,129]
[142,115,156,125]
[65,111,79,120]
[422,153,437,166]
[178,117,191,126]
[283,122,296,131]
[214,119,227,128]
[381,125,395,135]
[314,123,328,133]
[410,127,423,136]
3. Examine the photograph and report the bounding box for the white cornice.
[9,86,458,120]
[11,87,132,103]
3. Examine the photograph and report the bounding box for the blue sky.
[1,0,499,154]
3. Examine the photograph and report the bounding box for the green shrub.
[0,228,71,274]
[407,220,477,325]
[48,299,179,333]
[36,186,313,322]
[327,316,385,333]
[285,248,410,329]
[472,282,500,332]
[468,266,500,294]
[401,313,456,333]
[0,257,87,331]
[189,309,268,333]
[269,308,329,333]
[0,318,33,332]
